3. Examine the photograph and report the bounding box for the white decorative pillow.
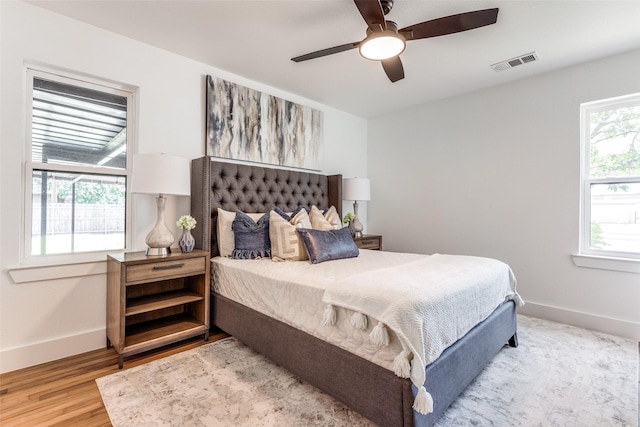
[269,209,312,261]
[217,208,265,257]
[310,205,342,231]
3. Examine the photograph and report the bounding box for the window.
[580,93,640,260]
[26,68,134,257]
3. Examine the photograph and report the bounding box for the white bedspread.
[212,250,523,415]
[212,250,425,369]
[323,253,523,414]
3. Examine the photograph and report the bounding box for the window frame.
[23,66,137,265]
[579,93,640,261]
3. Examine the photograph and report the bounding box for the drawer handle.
[361,240,373,244]
[152,263,184,271]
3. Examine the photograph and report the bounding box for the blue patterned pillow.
[231,210,271,259]
[297,227,359,264]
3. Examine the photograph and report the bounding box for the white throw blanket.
[322,253,524,415]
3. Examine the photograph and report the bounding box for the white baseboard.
[2,304,637,373]
[0,328,105,374]
[519,301,640,341]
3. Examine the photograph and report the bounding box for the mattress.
[212,250,518,373]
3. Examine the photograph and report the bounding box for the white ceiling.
[27,0,640,118]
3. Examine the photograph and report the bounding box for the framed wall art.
[205,75,323,170]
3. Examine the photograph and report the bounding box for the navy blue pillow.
[231,210,271,259]
[273,206,310,221]
[296,227,359,264]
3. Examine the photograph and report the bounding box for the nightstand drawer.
[126,257,205,283]
[357,239,379,249]
[354,235,382,250]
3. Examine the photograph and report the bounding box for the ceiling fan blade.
[381,56,404,82]
[400,8,499,40]
[291,42,360,62]
[354,0,386,32]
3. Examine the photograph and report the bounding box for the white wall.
[0,1,367,373]
[3,1,634,375]
[368,49,640,340]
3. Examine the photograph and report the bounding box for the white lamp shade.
[343,178,371,201]
[131,153,191,196]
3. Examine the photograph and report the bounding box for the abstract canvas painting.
[206,76,323,170]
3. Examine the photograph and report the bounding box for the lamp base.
[352,200,364,238]
[144,195,175,257]
[145,247,171,256]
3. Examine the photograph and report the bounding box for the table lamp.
[343,178,371,238]
[131,153,190,255]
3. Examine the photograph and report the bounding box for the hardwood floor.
[0,332,228,427]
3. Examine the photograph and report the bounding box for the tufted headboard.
[190,157,342,256]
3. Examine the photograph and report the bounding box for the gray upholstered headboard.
[190,157,342,256]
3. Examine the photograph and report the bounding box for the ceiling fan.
[291,0,499,83]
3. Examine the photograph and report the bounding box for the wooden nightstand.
[354,234,382,250]
[106,250,210,368]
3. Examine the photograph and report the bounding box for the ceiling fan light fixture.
[359,31,406,61]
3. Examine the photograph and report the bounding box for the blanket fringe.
[413,386,434,415]
[322,304,337,326]
[512,293,525,307]
[369,322,389,346]
[392,350,411,378]
[350,312,367,330]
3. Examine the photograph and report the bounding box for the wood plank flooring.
[0,332,228,427]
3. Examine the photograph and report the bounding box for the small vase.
[178,229,195,253]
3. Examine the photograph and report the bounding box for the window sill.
[571,254,640,274]
[6,252,121,284]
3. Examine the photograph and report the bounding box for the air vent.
[491,51,539,72]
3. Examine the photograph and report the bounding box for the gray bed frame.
[191,157,518,427]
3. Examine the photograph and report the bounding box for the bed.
[190,156,521,427]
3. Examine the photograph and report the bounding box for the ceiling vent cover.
[491,51,539,72]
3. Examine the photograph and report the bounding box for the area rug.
[96,315,639,426]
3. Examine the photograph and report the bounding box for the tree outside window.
[582,94,640,258]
